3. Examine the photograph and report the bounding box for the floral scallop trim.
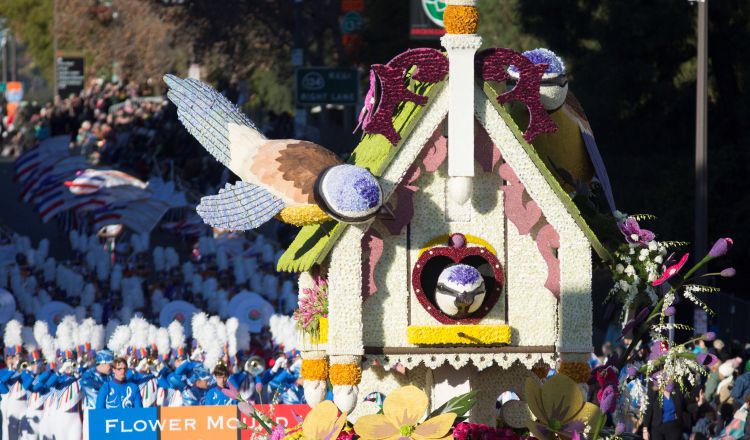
[406,324,511,345]
[329,364,363,386]
[363,353,557,372]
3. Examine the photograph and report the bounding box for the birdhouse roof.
[277,73,610,273]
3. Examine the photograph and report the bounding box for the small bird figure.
[507,48,616,212]
[164,75,383,230]
[435,264,486,319]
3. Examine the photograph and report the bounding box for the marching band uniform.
[80,350,113,440]
[52,354,84,440]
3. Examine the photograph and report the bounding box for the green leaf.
[428,390,479,418]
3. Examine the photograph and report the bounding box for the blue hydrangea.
[328,165,381,213]
[445,264,482,285]
[508,48,566,75]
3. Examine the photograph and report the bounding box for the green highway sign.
[295,67,359,106]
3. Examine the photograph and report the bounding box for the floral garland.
[300,358,329,382]
[329,363,362,386]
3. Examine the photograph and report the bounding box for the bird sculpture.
[434,264,486,319]
[164,75,383,230]
[507,48,616,212]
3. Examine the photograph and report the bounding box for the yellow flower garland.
[301,358,329,381]
[444,5,479,34]
[276,205,330,226]
[329,363,362,386]
[557,361,591,384]
[406,325,511,345]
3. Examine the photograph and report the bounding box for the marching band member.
[80,349,113,440]
[1,320,28,440]
[50,317,84,440]
[204,363,235,405]
[96,357,142,409]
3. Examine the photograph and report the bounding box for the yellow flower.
[524,374,602,440]
[354,386,456,440]
[302,400,347,440]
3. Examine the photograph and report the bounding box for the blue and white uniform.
[95,379,143,409]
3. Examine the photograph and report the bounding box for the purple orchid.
[221,380,240,401]
[664,306,676,317]
[619,307,650,340]
[619,217,656,246]
[652,253,689,286]
[720,268,736,278]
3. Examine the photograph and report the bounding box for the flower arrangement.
[293,276,329,341]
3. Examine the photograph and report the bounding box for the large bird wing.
[164,74,266,178]
[563,92,617,212]
[196,181,284,231]
[164,75,342,207]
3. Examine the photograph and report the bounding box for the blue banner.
[89,407,159,440]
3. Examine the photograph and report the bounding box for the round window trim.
[411,245,504,324]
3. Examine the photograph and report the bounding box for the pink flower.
[221,380,239,401]
[270,424,286,440]
[652,253,689,286]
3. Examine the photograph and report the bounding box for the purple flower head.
[444,264,482,286]
[449,233,467,249]
[326,165,382,213]
[697,352,718,367]
[703,332,717,342]
[619,217,656,246]
[720,268,736,278]
[619,307,650,340]
[616,423,626,435]
[598,385,618,414]
[627,366,639,378]
[509,48,566,75]
[663,306,676,317]
[709,238,733,258]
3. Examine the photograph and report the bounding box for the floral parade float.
[165,0,734,438]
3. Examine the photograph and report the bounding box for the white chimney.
[441,0,481,206]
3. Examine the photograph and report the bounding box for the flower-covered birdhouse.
[280,0,609,425]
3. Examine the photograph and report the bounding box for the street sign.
[295,67,359,106]
[56,55,85,98]
[410,0,446,40]
[341,11,363,34]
